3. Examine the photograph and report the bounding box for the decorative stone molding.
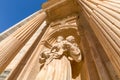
[11,16,81,80]
[42,0,79,23]
[0,0,120,80]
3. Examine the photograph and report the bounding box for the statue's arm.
[50,48,64,59]
[39,49,50,63]
[51,43,65,58]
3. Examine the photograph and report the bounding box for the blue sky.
[0,0,46,33]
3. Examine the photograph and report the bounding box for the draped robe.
[35,41,81,80]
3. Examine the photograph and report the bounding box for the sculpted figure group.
[35,36,82,80]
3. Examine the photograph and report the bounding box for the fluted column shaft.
[77,0,120,78]
[0,11,47,73]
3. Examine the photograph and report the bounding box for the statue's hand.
[68,56,73,61]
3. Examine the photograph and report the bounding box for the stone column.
[0,11,47,73]
[77,0,120,78]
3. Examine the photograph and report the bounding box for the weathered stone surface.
[0,0,120,80]
[0,11,46,73]
[42,0,80,22]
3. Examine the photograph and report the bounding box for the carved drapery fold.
[0,11,47,73]
[77,0,120,77]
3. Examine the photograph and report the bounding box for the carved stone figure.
[35,36,82,80]
[65,36,82,62]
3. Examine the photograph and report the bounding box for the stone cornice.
[42,0,80,23]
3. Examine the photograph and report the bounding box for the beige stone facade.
[0,0,120,80]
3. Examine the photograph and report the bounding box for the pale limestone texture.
[35,36,82,80]
[0,0,120,80]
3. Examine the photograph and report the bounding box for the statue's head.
[56,36,64,42]
[66,36,75,43]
